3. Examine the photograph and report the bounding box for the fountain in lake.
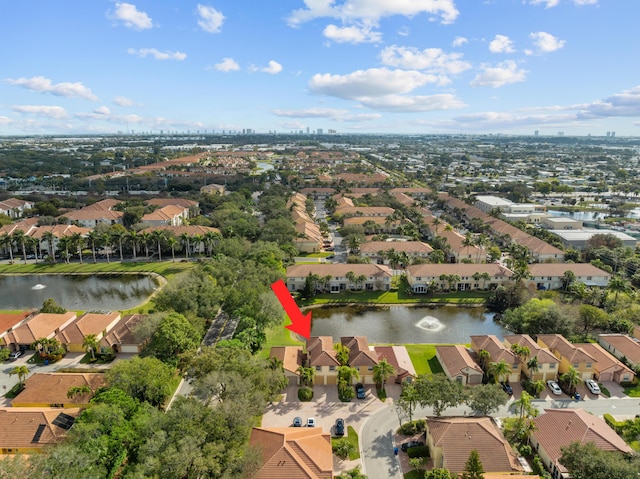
[31,284,46,290]
[416,315,445,332]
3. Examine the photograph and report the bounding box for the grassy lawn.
[258,316,304,359]
[331,426,360,460]
[404,471,423,479]
[297,252,333,258]
[0,260,194,278]
[623,383,640,397]
[301,290,488,306]
[404,344,451,376]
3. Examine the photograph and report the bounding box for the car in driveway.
[355,383,366,399]
[8,350,22,361]
[501,382,513,395]
[400,440,425,452]
[292,417,303,427]
[585,379,601,395]
[306,417,316,428]
[334,418,345,437]
[547,380,562,395]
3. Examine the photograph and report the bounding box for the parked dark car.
[292,417,302,427]
[355,383,366,399]
[501,382,513,395]
[401,440,424,452]
[335,418,345,436]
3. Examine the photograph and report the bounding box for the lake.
[0,274,160,311]
[310,305,508,344]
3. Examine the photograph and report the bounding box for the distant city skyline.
[1,1,639,136]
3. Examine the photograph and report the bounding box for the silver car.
[547,380,562,395]
[585,379,601,395]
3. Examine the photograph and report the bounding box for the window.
[368,366,373,371]
[315,366,321,372]
[572,363,579,368]
[586,276,592,280]
[329,366,335,371]
[586,363,592,368]
[513,363,518,369]
[550,363,556,369]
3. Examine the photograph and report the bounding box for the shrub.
[399,419,426,435]
[332,439,355,459]
[298,386,313,401]
[603,413,624,433]
[407,445,429,458]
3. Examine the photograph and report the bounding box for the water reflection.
[310,305,508,344]
[0,274,159,311]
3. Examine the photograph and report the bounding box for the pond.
[0,274,160,311]
[310,305,509,344]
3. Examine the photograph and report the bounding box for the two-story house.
[537,334,596,381]
[306,336,340,385]
[503,334,560,382]
[470,335,521,383]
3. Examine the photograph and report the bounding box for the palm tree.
[82,334,100,360]
[71,232,84,264]
[111,228,126,262]
[57,235,72,263]
[179,232,191,259]
[204,230,221,257]
[151,229,166,261]
[42,231,56,260]
[480,272,491,290]
[356,274,367,290]
[101,233,111,263]
[472,272,482,290]
[431,217,442,235]
[127,230,139,261]
[0,233,13,262]
[447,274,461,292]
[139,231,152,260]
[478,349,491,372]
[488,359,511,384]
[297,365,315,387]
[608,275,631,306]
[26,235,39,263]
[66,385,92,407]
[167,237,178,262]
[337,365,360,385]
[12,229,28,264]
[86,230,100,263]
[192,233,204,256]
[526,356,540,380]
[9,365,30,388]
[560,366,582,396]
[509,390,538,419]
[373,358,395,390]
[346,271,357,290]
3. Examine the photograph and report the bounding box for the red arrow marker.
[271,279,312,339]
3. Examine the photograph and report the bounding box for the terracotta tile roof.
[0,311,32,334]
[436,345,483,376]
[141,205,185,222]
[529,263,610,278]
[147,198,198,209]
[249,427,333,479]
[101,314,145,348]
[0,198,33,209]
[139,225,220,236]
[575,342,634,377]
[307,336,340,367]
[597,334,640,363]
[537,334,596,364]
[287,264,392,279]
[30,225,91,239]
[360,241,433,254]
[503,334,560,365]
[12,373,106,407]
[342,336,379,367]
[427,417,523,474]
[0,407,80,449]
[532,408,633,475]
[63,208,123,222]
[470,335,518,364]
[334,206,395,217]
[299,188,336,195]
[0,218,39,236]
[6,312,77,345]
[407,263,512,279]
[373,346,416,380]
[83,199,121,211]
[56,312,120,345]
[343,216,386,226]
[270,346,304,375]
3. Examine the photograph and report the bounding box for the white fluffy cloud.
[12,105,68,119]
[470,61,527,88]
[357,93,466,112]
[113,96,135,107]
[93,106,111,116]
[112,2,153,30]
[259,61,283,74]
[577,85,640,118]
[127,48,187,61]
[530,32,565,53]
[309,68,439,100]
[323,24,382,44]
[287,0,459,26]
[529,0,560,7]
[214,58,240,72]
[272,108,382,122]
[196,4,225,33]
[452,36,467,47]
[380,45,471,75]
[489,35,515,53]
[0,116,12,125]
[5,76,97,101]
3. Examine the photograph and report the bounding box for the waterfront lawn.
[0,261,194,279]
[301,290,487,306]
[258,316,304,359]
[405,344,446,376]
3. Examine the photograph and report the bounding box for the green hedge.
[399,419,426,435]
[407,445,429,458]
[604,413,624,433]
[298,386,313,401]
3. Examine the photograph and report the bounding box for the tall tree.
[82,334,100,360]
[460,449,485,479]
[12,229,28,264]
[372,358,395,390]
[86,230,100,263]
[488,359,511,384]
[560,366,582,396]
[9,365,30,387]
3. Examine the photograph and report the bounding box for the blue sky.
[1,0,639,136]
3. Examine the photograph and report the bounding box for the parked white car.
[585,379,601,395]
[547,380,562,395]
